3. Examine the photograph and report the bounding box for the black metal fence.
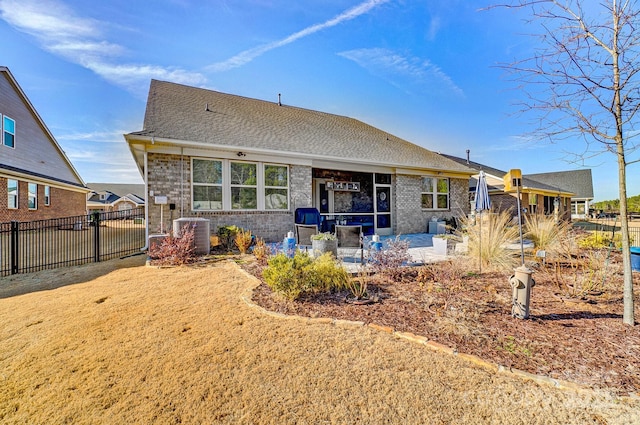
[0,208,146,276]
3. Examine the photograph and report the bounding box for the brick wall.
[394,175,470,234]
[146,153,312,242]
[0,177,86,222]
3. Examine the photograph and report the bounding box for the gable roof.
[87,183,145,200]
[526,169,593,200]
[126,80,474,175]
[0,66,86,190]
[442,154,581,197]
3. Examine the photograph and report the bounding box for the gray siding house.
[125,80,474,242]
[0,66,88,222]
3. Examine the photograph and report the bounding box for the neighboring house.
[86,183,145,214]
[125,80,475,242]
[443,154,591,221]
[0,66,88,222]
[525,170,594,220]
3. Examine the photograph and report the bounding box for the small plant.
[252,237,271,265]
[345,268,370,300]
[310,232,337,241]
[148,224,197,266]
[367,236,411,282]
[218,225,241,251]
[262,251,348,300]
[234,228,253,254]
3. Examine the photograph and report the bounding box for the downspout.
[181,147,185,216]
[143,149,149,250]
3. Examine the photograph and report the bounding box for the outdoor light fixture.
[237,152,246,157]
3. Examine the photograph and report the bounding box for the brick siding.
[0,177,86,222]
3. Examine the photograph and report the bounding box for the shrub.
[234,228,253,254]
[367,236,411,282]
[252,237,271,265]
[262,251,348,300]
[218,225,241,251]
[578,231,627,249]
[148,224,197,266]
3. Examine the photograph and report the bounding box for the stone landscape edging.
[233,262,638,401]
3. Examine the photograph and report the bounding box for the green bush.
[262,251,348,300]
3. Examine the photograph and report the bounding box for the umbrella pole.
[478,211,482,274]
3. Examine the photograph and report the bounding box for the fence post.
[10,221,19,274]
[93,211,101,263]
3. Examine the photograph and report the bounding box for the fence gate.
[0,208,146,277]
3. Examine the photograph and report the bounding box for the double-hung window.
[230,162,257,210]
[7,179,18,209]
[191,158,289,211]
[3,116,15,148]
[264,164,288,210]
[193,159,223,210]
[421,177,449,210]
[44,185,51,206]
[28,183,37,209]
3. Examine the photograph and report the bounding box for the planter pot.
[433,237,456,256]
[312,239,338,257]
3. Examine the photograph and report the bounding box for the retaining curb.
[233,263,638,401]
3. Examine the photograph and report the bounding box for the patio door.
[375,173,393,235]
[315,179,333,214]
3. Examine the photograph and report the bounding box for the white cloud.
[338,48,464,98]
[208,0,391,72]
[0,0,206,95]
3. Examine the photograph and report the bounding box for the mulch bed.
[244,254,640,396]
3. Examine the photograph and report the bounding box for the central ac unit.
[173,217,210,255]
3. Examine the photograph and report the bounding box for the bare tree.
[490,0,638,325]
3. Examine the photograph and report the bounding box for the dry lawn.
[1,255,639,424]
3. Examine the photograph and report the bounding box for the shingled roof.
[130,80,472,173]
[526,169,594,199]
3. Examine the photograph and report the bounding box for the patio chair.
[335,224,363,263]
[295,223,318,247]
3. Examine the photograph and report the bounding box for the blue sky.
[0,0,636,202]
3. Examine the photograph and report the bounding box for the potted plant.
[311,232,338,257]
[432,234,458,256]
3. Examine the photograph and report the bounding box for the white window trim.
[421,176,450,211]
[7,178,18,209]
[263,163,289,211]
[28,182,37,210]
[44,185,50,206]
[2,115,15,148]
[191,158,290,212]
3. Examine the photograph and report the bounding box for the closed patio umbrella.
[474,170,491,273]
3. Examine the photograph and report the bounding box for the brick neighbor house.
[0,66,88,222]
[125,80,475,243]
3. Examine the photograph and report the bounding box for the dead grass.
[0,256,639,424]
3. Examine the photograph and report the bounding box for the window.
[421,177,449,210]
[44,185,50,206]
[193,159,223,210]
[3,116,15,148]
[264,164,288,210]
[230,162,257,210]
[529,193,537,213]
[7,179,18,209]
[191,158,289,211]
[28,183,37,209]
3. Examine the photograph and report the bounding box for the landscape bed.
[247,253,640,396]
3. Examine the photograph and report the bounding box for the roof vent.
[205,103,210,112]
[278,93,282,106]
